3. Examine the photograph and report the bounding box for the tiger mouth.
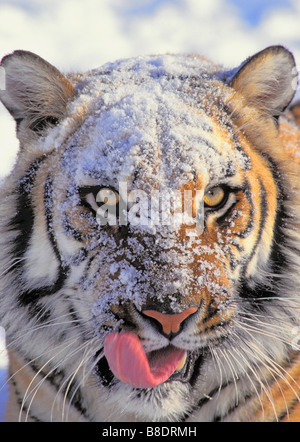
[165,349,203,385]
[95,346,204,388]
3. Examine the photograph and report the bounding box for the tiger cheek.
[177,222,231,311]
[194,253,231,310]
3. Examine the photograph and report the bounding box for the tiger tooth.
[175,351,187,372]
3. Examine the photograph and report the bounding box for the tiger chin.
[0,46,300,422]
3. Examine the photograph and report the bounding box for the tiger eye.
[204,186,226,208]
[97,188,120,206]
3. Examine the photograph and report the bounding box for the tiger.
[0,45,300,422]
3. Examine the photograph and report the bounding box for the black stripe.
[238,150,294,306]
[37,362,89,419]
[94,353,115,387]
[67,386,88,419]
[5,156,70,307]
[262,155,292,277]
[7,157,46,276]
[62,212,83,242]
[71,247,88,265]
[234,184,255,239]
[239,179,268,303]
[218,106,252,172]
[17,175,69,307]
[247,178,268,263]
[278,397,300,422]
[9,372,42,421]
[44,175,62,263]
[18,275,67,308]
[180,379,237,422]
[228,248,243,271]
[21,359,89,421]
[79,252,100,283]
[252,153,292,279]
[213,393,254,422]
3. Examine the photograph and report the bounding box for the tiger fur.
[0,46,300,422]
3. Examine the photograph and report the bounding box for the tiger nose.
[142,307,198,336]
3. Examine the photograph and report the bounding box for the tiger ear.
[0,50,75,134]
[229,45,297,117]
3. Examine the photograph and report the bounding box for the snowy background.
[0,0,300,421]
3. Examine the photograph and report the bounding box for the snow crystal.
[40,53,251,326]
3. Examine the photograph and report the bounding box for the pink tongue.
[104,332,186,388]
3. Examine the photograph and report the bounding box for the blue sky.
[228,0,292,25]
[109,0,293,23]
[0,0,299,70]
[121,0,294,27]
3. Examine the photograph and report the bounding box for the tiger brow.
[78,185,101,197]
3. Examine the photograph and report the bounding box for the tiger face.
[0,46,300,422]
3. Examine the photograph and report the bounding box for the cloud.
[0,0,299,176]
[1,0,299,72]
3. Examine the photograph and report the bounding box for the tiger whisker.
[234,322,300,394]
[22,336,95,422]
[234,319,297,349]
[215,347,239,405]
[219,341,267,418]
[63,340,101,422]
[209,345,225,396]
[61,339,98,422]
[4,318,83,350]
[231,324,300,420]
[0,257,26,277]
[20,340,77,422]
[237,313,298,337]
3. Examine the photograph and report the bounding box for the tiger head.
[0,46,300,422]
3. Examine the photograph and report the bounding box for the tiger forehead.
[70,103,248,190]
[59,54,252,188]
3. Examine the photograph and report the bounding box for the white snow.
[52,53,239,331]
[0,0,300,179]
